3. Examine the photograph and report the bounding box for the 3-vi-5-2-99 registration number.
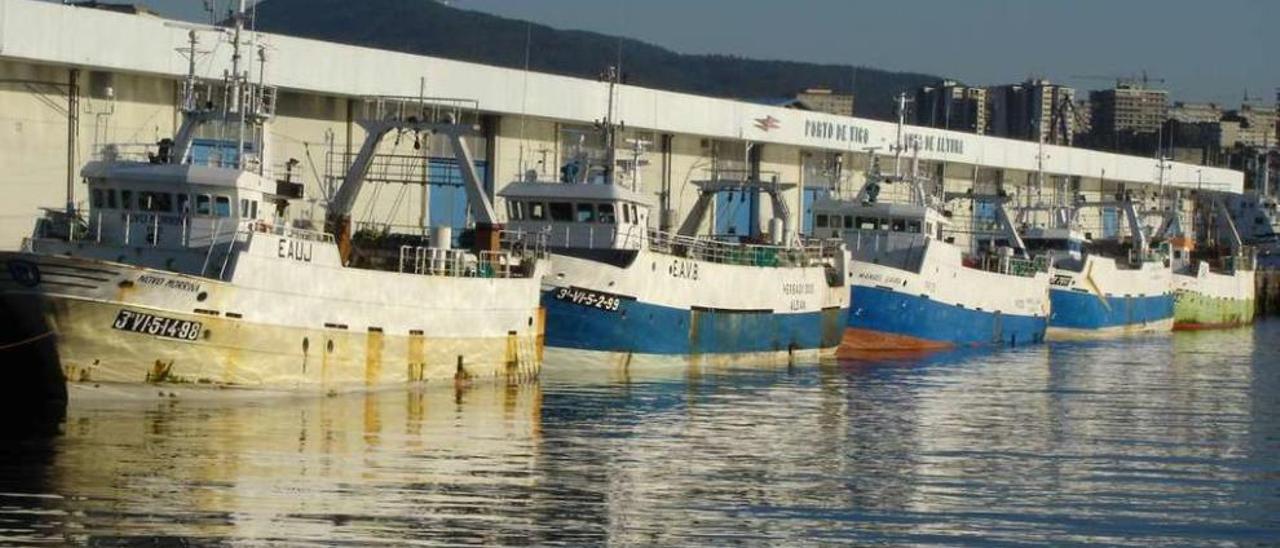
[111,309,203,341]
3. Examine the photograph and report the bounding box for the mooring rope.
[0,331,54,351]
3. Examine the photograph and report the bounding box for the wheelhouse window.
[815,214,828,228]
[120,190,133,210]
[622,203,631,224]
[139,192,173,213]
[528,202,547,221]
[91,189,104,208]
[507,200,524,221]
[195,194,211,216]
[575,203,596,223]
[107,189,118,209]
[598,203,616,223]
[891,219,906,232]
[907,220,921,234]
[214,195,232,217]
[843,216,854,229]
[857,216,875,230]
[177,194,189,214]
[549,202,573,222]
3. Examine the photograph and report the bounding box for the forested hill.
[250,0,940,120]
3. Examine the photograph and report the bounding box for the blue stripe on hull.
[1048,288,1174,330]
[541,291,845,355]
[847,286,1047,346]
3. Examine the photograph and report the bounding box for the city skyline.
[48,0,1280,106]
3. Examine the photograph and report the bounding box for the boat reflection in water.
[1,322,1278,545]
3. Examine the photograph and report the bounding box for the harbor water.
[1,322,1278,545]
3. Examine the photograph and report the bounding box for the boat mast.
[602,65,620,188]
[230,0,247,171]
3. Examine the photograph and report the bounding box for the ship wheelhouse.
[500,181,652,251]
[810,197,950,275]
[71,162,277,252]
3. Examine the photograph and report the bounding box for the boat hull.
[541,248,848,357]
[841,242,1050,352]
[1172,263,1255,330]
[0,252,543,402]
[1046,257,1174,339]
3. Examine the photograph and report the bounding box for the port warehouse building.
[0,0,1244,250]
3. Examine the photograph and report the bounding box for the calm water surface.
[1,321,1279,545]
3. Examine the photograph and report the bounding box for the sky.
[76,0,1278,106]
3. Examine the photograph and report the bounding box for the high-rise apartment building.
[988,79,1075,145]
[911,80,988,134]
[1089,83,1169,141]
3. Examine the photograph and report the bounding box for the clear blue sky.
[68,0,1279,106]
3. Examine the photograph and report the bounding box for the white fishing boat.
[1018,200,1174,339]
[0,5,544,402]
[811,160,1051,351]
[499,68,849,364]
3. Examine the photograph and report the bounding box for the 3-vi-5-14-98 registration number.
[111,309,203,341]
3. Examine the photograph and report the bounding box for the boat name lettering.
[782,282,814,295]
[277,238,313,262]
[789,299,807,311]
[111,309,202,341]
[554,287,622,312]
[668,259,699,280]
[137,274,202,293]
[857,272,905,286]
[1050,274,1073,287]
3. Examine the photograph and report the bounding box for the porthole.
[196,291,208,302]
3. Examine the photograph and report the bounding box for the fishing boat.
[0,6,544,402]
[811,161,1051,352]
[499,69,848,363]
[1017,199,1174,339]
[1168,196,1255,330]
[809,95,1050,352]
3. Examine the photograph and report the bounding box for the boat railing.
[964,251,1049,278]
[248,220,335,244]
[93,142,159,163]
[359,95,482,127]
[34,208,242,249]
[394,245,522,279]
[500,229,549,260]
[646,229,832,268]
